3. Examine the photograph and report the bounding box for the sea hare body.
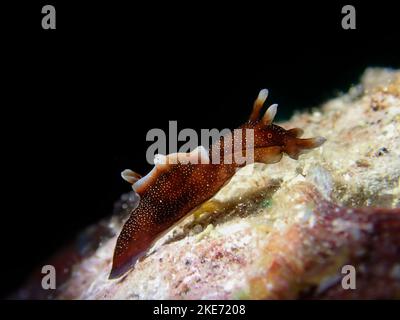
[110,90,325,279]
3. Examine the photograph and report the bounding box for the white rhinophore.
[262,103,278,125]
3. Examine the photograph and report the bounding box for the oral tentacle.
[287,127,304,138]
[121,169,142,184]
[284,136,326,160]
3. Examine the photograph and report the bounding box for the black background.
[1,1,400,299]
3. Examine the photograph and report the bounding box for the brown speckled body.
[111,163,235,278]
[110,89,326,279]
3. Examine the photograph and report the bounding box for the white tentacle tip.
[121,169,139,184]
[154,154,167,165]
[262,103,278,125]
[314,136,327,147]
[257,89,269,103]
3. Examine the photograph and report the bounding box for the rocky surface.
[16,68,400,299]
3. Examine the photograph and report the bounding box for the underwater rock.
[16,68,400,299]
